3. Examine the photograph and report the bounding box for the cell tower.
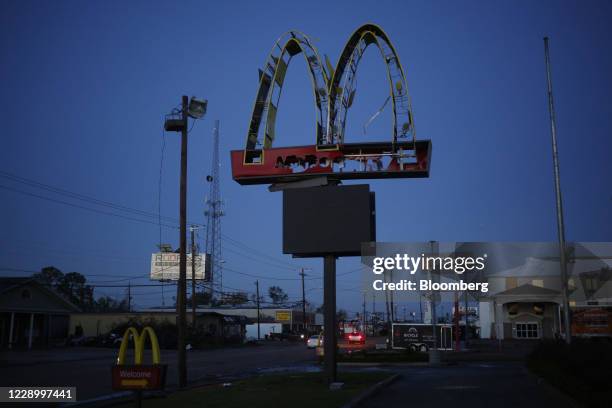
[204,120,224,299]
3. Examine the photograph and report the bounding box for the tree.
[95,295,128,312]
[268,285,288,305]
[186,291,214,306]
[336,309,348,321]
[33,266,64,287]
[33,267,94,311]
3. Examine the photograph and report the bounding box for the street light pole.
[544,37,572,344]
[177,95,188,387]
[164,95,207,388]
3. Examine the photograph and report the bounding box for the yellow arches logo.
[117,326,161,365]
[246,23,415,159]
[112,326,166,391]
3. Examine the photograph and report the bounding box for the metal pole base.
[428,349,441,365]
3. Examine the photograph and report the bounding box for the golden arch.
[327,23,415,147]
[246,24,415,157]
[116,326,161,365]
[246,30,329,154]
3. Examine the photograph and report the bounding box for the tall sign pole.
[323,255,337,383]
[544,37,572,344]
[177,95,188,387]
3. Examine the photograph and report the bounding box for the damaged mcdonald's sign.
[231,23,432,186]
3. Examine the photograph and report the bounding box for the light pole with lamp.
[163,95,207,388]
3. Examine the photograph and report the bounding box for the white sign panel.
[150,253,205,280]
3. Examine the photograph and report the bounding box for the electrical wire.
[0,170,204,227]
[0,184,180,229]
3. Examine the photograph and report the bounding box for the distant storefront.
[480,284,562,340]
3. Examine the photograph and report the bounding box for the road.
[0,342,316,401]
[360,362,579,408]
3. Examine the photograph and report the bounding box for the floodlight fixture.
[188,96,207,119]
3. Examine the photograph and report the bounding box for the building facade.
[0,278,80,349]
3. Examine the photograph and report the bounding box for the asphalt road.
[360,362,579,408]
[0,342,316,401]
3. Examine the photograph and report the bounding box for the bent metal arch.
[232,23,431,185]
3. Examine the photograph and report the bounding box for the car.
[307,334,320,348]
[347,331,366,344]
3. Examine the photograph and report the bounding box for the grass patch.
[338,350,428,363]
[527,339,612,408]
[117,372,391,408]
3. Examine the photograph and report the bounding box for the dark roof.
[0,277,81,312]
[0,277,31,293]
[496,283,560,297]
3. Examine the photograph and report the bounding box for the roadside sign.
[150,252,207,280]
[112,326,167,392]
[275,311,291,322]
[111,365,167,390]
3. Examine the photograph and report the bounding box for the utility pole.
[300,269,307,332]
[384,272,391,348]
[464,290,469,347]
[544,37,572,344]
[389,270,395,323]
[362,292,367,334]
[127,282,131,312]
[429,240,440,364]
[191,225,198,327]
[164,94,207,389]
[177,95,188,387]
[419,292,424,322]
[372,293,376,334]
[454,292,460,351]
[255,280,261,340]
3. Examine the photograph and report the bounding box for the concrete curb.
[340,373,401,408]
[339,361,447,367]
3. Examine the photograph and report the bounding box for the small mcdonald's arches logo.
[111,326,167,391]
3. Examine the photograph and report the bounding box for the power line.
[0,170,204,227]
[0,170,309,274]
[221,245,299,272]
[221,233,298,268]
[0,184,180,229]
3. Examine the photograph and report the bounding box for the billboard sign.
[150,253,207,281]
[275,311,291,322]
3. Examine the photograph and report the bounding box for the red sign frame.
[111,365,167,391]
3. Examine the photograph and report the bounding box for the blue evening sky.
[1,0,611,315]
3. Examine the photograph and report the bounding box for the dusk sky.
[1,0,611,315]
